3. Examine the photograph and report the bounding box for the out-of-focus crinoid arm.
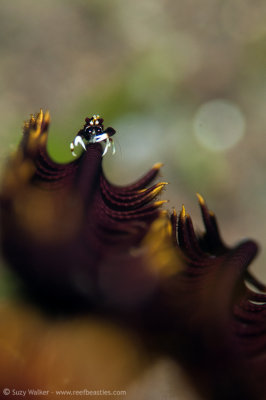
[155,195,265,399]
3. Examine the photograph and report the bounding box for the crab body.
[70,115,116,157]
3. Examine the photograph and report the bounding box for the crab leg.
[110,137,116,155]
[102,137,110,156]
[95,133,108,142]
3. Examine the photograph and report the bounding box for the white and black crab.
[70,115,116,157]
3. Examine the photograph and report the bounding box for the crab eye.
[85,127,92,134]
[95,120,99,125]
[90,120,94,126]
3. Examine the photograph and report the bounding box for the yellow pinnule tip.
[23,120,30,129]
[44,110,51,124]
[139,182,168,194]
[196,193,205,206]
[138,188,148,193]
[152,181,168,195]
[172,208,177,218]
[36,109,44,124]
[153,200,169,207]
[153,162,164,170]
[151,185,163,197]
[181,204,186,219]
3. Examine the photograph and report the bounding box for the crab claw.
[74,135,86,151]
[70,135,87,157]
[70,142,77,157]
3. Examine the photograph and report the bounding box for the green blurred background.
[1,0,266,281]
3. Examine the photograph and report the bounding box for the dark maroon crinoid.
[0,111,169,310]
[151,195,266,399]
[1,111,266,399]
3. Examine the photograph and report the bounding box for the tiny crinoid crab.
[70,114,116,157]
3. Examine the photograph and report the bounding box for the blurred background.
[1,0,266,398]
